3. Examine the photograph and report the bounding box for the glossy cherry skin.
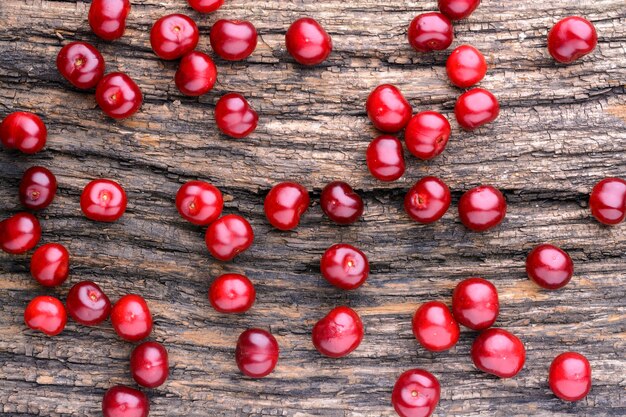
[525,244,574,290]
[175,51,217,97]
[187,0,223,13]
[392,369,440,417]
[471,328,525,378]
[0,212,41,254]
[175,180,223,225]
[438,0,481,21]
[549,352,592,402]
[366,135,406,181]
[458,185,506,232]
[404,112,451,160]
[66,280,111,325]
[150,14,199,60]
[95,72,143,119]
[102,385,149,417]
[24,296,67,336]
[589,178,626,225]
[235,328,279,378]
[366,84,412,133]
[264,182,310,230]
[80,179,127,222]
[30,243,69,287]
[452,277,499,330]
[412,301,459,352]
[0,112,47,154]
[454,88,499,130]
[110,294,153,342]
[205,214,254,261]
[19,166,57,210]
[285,18,332,66]
[57,42,105,89]
[404,176,451,224]
[215,93,258,138]
[130,341,169,388]
[321,244,369,290]
[446,45,487,88]
[312,306,363,358]
[210,20,258,61]
[548,17,597,64]
[89,0,131,41]
[320,181,363,225]
[408,13,453,53]
[208,273,256,313]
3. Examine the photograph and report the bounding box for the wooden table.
[1,1,625,416]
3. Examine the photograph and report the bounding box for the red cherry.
[264,182,310,231]
[19,166,57,210]
[30,243,69,287]
[205,214,254,261]
[454,88,499,130]
[66,280,111,325]
[452,277,499,330]
[175,51,217,97]
[88,0,131,41]
[446,45,487,88]
[95,72,143,119]
[214,93,258,138]
[0,111,47,154]
[549,352,592,402]
[408,12,454,53]
[366,84,412,133]
[320,181,363,225]
[438,0,481,21]
[589,177,626,225]
[187,0,223,13]
[210,20,258,61]
[312,306,363,358]
[404,112,451,160]
[56,42,105,89]
[391,369,440,417]
[548,17,597,64]
[285,18,332,66]
[150,14,199,60]
[24,295,67,336]
[175,180,223,225]
[321,244,369,290]
[404,176,451,224]
[471,328,525,378]
[458,185,506,232]
[235,328,279,378]
[412,301,459,352]
[110,294,153,342]
[102,385,149,417]
[366,135,406,182]
[0,212,41,254]
[80,179,127,222]
[208,273,256,313]
[525,244,574,290]
[130,341,169,388]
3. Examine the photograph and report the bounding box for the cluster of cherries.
[0,0,622,416]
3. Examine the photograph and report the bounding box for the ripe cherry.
[589,177,626,225]
[187,0,223,13]
[446,45,487,88]
[526,244,574,290]
[95,72,143,119]
[150,14,199,60]
[30,243,69,287]
[404,112,451,160]
[321,244,369,290]
[549,352,592,402]
[438,0,481,21]
[392,369,440,417]
[320,181,363,225]
[88,0,131,41]
[412,301,459,352]
[175,180,223,225]
[0,111,47,154]
[548,17,597,64]
[66,281,111,325]
[130,341,169,388]
[208,273,256,313]
[205,214,254,261]
[175,51,217,96]
[285,18,332,66]
[19,166,57,210]
[102,385,149,417]
[235,328,279,378]
[454,88,499,130]
[110,294,153,342]
[264,182,310,230]
[24,295,67,336]
[471,328,525,378]
[458,185,506,232]
[404,176,451,224]
[366,84,412,133]
[210,20,258,61]
[312,306,363,358]
[408,12,454,53]
[215,93,258,138]
[80,179,127,222]
[0,212,41,254]
[366,135,406,182]
[56,42,105,89]
[452,277,499,330]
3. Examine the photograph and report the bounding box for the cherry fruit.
[208,273,256,313]
[89,0,131,41]
[549,352,592,402]
[0,212,41,254]
[404,111,451,160]
[235,328,279,378]
[471,328,525,378]
[205,214,254,261]
[57,42,105,89]
[150,14,199,60]
[320,181,363,225]
[19,166,57,210]
[454,88,499,130]
[452,277,499,330]
[526,244,574,290]
[80,179,127,222]
[130,341,169,388]
[187,0,223,13]
[392,369,440,417]
[321,244,369,290]
[366,135,405,181]
[366,84,412,133]
[404,176,451,224]
[412,301,459,352]
[215,93,258,138]
[24,295,67,336]
[589,177,626,225]
[285,18,332,66]
[95,72,143,119]
[0,111,47,154]
[312,306,363,358]
[264,182,310,230]
[210,20,258,61]
[446,45,487,88]
[30,243,69,287]
[176,180,223,225]
[458,185,506,232]
[408,12,454,53]
[175,51,217,96]
[110,294,153,342]
[548,17,597,64]
[66,280,111,325]
[102,385,149,417]
[438,0,481,21]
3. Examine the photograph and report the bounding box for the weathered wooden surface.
[0,0,625,416]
